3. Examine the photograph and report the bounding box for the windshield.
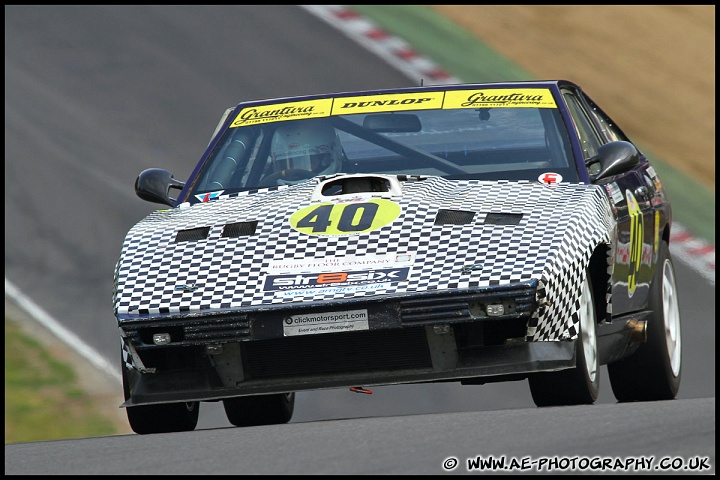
[188,90,578,196]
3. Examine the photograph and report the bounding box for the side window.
[197,127,259,191]
[562,91,602,159]
[582,94,630,143]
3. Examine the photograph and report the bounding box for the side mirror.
[586,141,641,182]
[135,168,185,206]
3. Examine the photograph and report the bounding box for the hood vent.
[312,174,403,202]
[320,176,391,196]
[222,220,258,238]
[484,213,523,225]
[435,209,475,225]
[174,226,210,243]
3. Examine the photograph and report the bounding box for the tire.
[223,393,295,427]
[529,272,600,406]
[608,240,681,401]
[122,354,200,435]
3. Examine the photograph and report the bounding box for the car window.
[580,93,630,143]
[562,91,603,159]
[337,108,572,175]
[190,93,580,196]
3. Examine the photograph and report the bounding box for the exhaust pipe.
[627,318,647,343]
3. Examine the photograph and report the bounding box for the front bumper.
[119,281,575,407]
[121,333,575,406]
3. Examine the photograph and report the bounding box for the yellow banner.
[229,88,556,127]
[443,89,556,108]
[331,92,445,115]
[231,99,333,127]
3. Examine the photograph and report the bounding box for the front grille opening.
[242,328,431,379]
[175,226,210,242]
[454,318,528,348]
[122,313,251,348]
[222,221,258,237]
[400,289,535,326]
[435,209,475,225]
[136,346,205,371]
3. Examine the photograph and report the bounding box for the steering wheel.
[261,169,316,185]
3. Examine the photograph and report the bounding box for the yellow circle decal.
[289,199,401,236]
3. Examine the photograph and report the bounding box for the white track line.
[301,5,461,85]
[5,277,122,385]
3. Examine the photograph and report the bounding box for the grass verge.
[4,317,123,444]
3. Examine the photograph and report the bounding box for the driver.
[267,118,344,184]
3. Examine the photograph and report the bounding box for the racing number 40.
[296,203,379,233]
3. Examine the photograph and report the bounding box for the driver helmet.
[270,119,343,183]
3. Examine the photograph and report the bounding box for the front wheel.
[223,393,295,427]
[529,272,600,406]
[122,353,199,435]
[608,240,681,401]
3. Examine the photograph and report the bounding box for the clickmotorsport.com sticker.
[282,309,369,336]
[441,455,712,473]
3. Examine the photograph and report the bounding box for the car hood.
[113,175,614,317]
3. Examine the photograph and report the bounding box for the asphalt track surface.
[4,5,715,474]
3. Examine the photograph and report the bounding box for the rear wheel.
[122,354,199,435]
[529,272,600,406]
[608,240,681,401]
[223,393,295,427]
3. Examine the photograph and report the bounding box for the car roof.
[229,79,579,109]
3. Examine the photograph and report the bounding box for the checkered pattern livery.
[113,177,615,341]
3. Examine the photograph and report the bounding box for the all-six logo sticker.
[264,267,411,292]
[289,199,401,235]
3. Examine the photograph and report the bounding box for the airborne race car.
[114,80,682,434]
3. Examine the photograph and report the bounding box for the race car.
[114,80,682,434]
